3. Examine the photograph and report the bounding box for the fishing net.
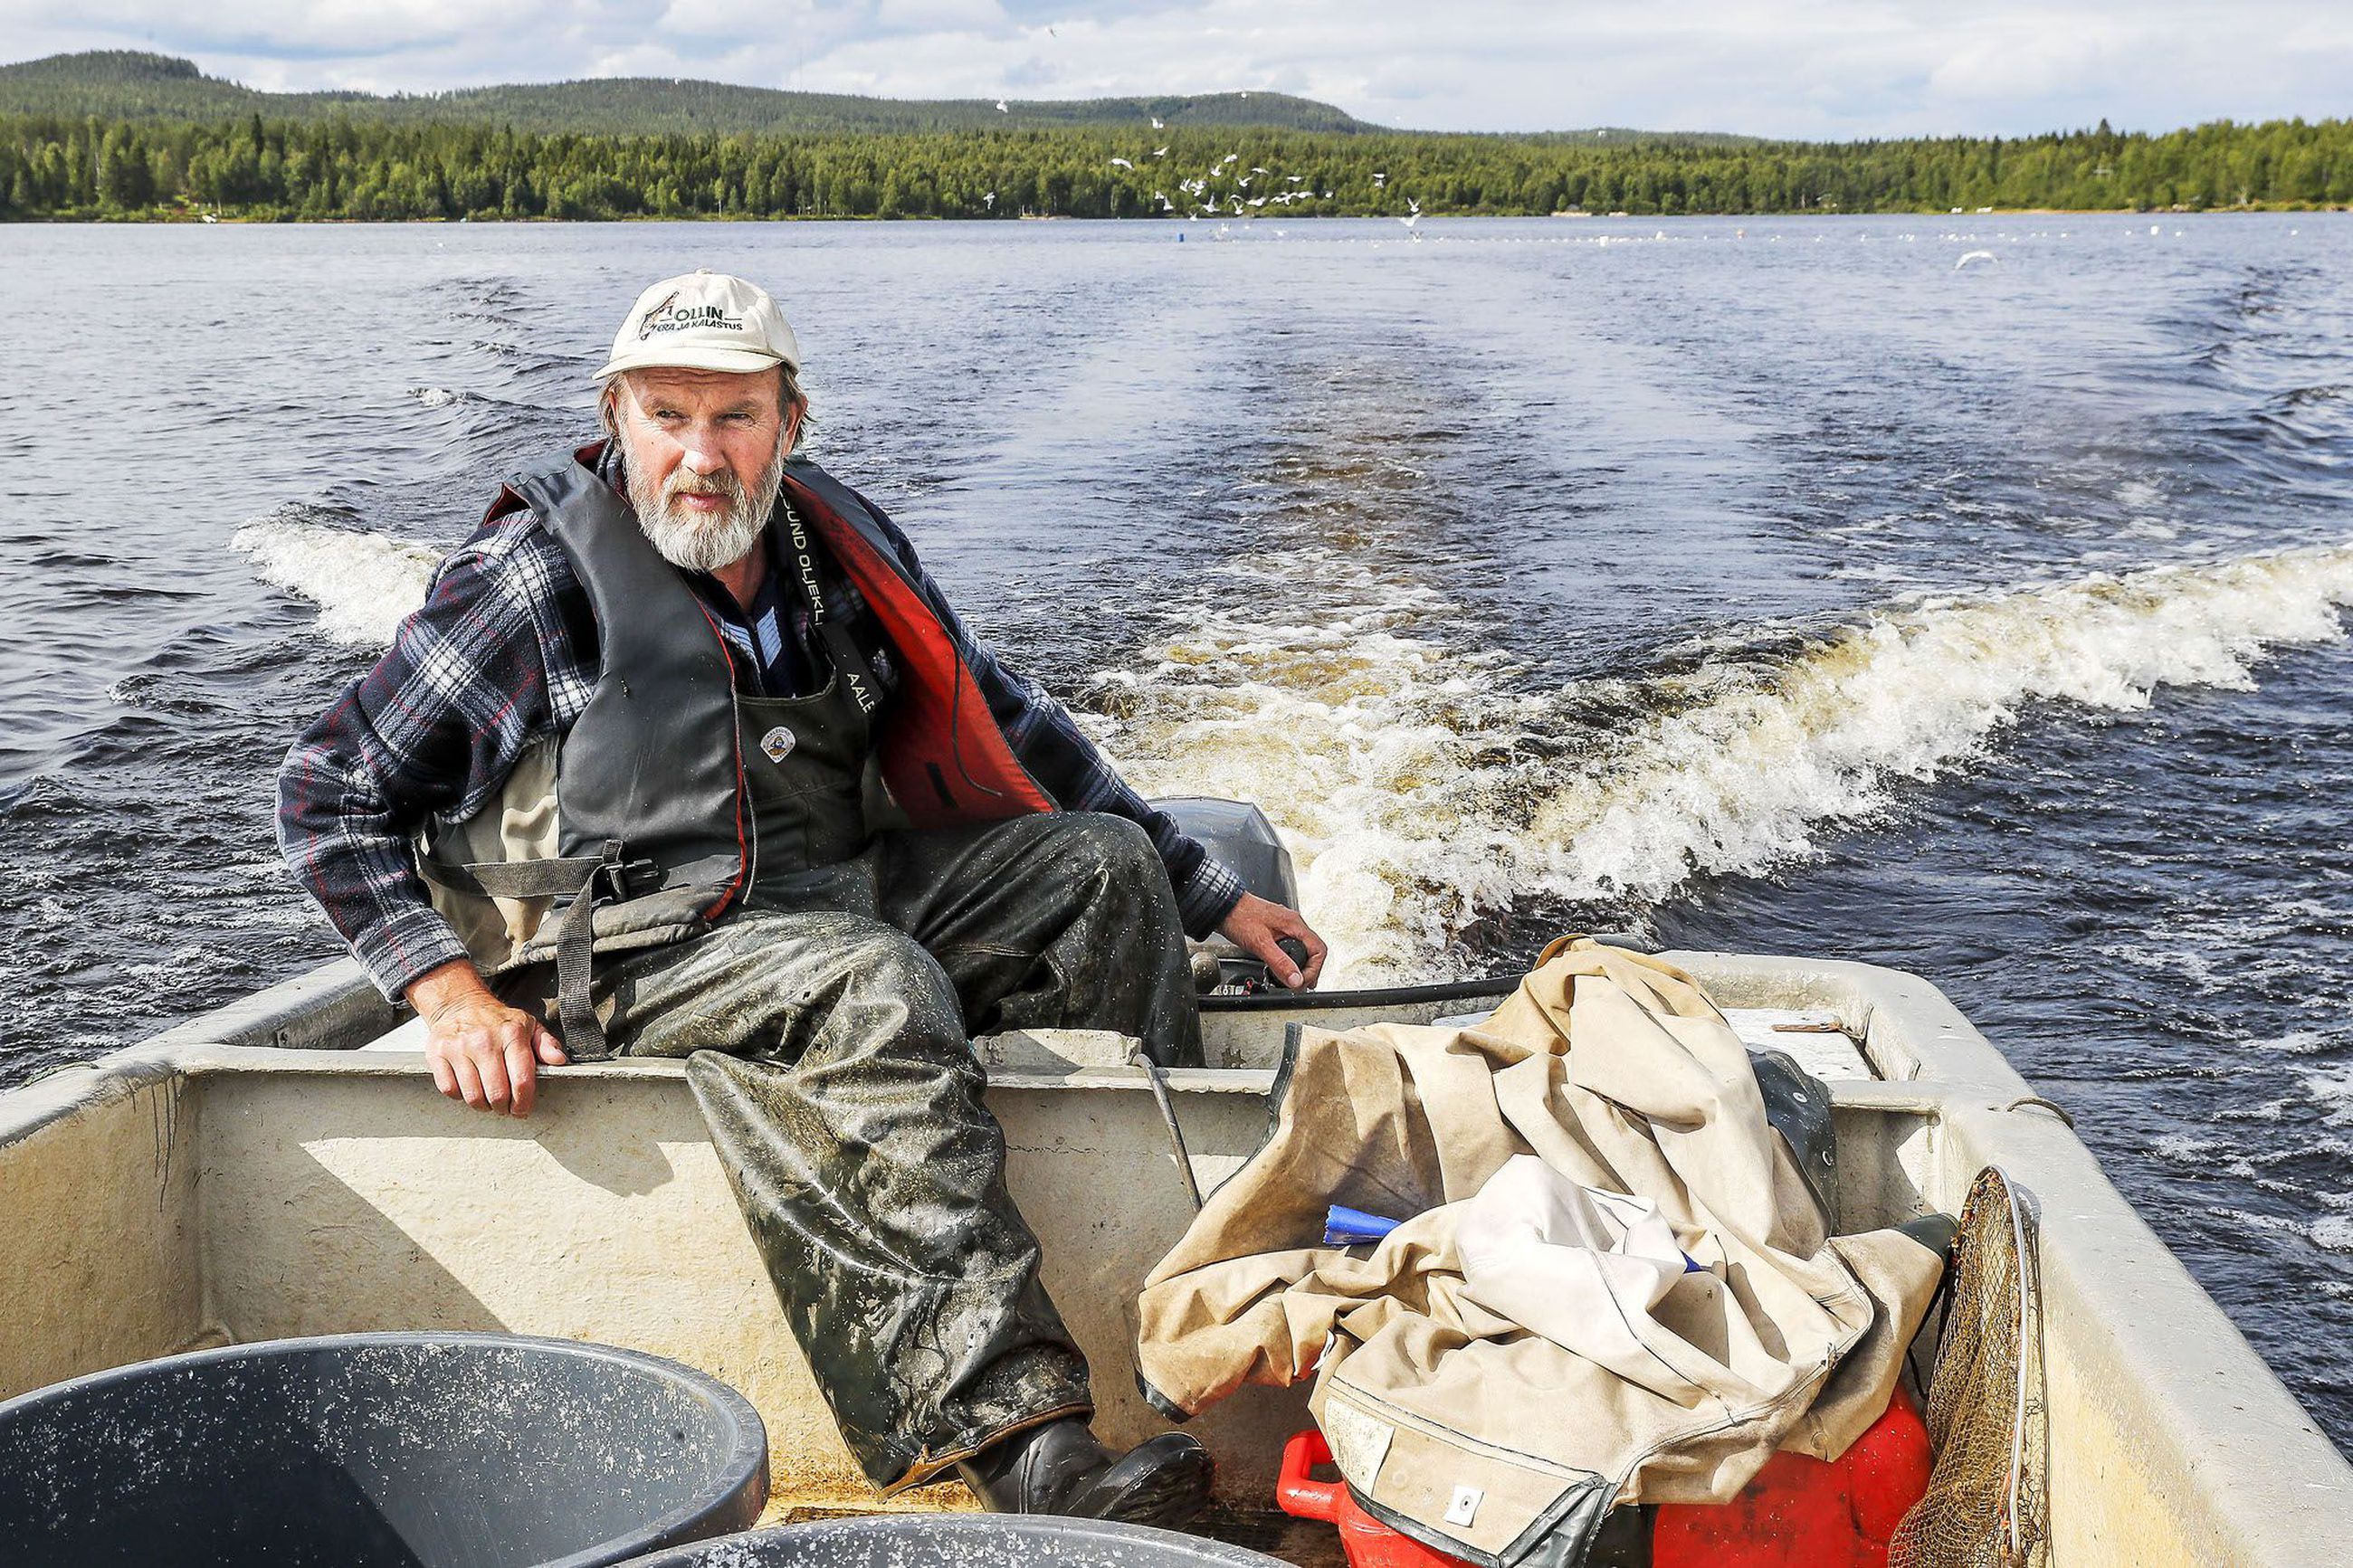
[1889,1164,2050,1568]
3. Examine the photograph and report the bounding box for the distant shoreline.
[9,204,2346,225]
[9,101,2347,224]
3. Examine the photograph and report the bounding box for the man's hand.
[1218,893,1328,990]
[408,959,568,1118]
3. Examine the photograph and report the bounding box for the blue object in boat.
[1324,1205,1404,1247]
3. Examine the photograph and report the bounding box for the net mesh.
[1890,1164,2050,1568]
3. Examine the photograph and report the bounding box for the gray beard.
[623,433,789,574]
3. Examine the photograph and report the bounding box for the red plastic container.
[1652,1383,1934,1567]
[1278,1383,1931,1568]
[1278,1429,1478,1568]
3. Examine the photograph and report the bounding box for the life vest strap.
[417,853,609,901]
[554,885,608,1061]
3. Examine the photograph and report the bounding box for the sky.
[4,0,2350,139]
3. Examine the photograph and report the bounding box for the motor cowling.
[1153,797,1300,993]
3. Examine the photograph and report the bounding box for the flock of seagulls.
[980,100,1413,228]
[1085,117,1422,232]
[955,100,1430,230]
[980,82,1431,229]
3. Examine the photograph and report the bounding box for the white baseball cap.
[594,270,802,382]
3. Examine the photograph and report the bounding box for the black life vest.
[417,442,1056,1052]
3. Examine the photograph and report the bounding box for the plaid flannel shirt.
[277,452,1244,1001]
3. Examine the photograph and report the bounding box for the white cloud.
[2,0,2348,135]
[874,0,1007,32]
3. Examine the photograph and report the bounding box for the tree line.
[3,110,2347,222]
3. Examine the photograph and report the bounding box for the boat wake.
[1100,543,2353,984]
[231,508,443,648]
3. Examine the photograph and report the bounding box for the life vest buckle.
[588,849,664,903]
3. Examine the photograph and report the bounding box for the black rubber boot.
[956,1419,1214,1529]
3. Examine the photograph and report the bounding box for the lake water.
[3,213,2350,1445]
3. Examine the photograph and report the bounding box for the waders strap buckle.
[553,842,655,1063]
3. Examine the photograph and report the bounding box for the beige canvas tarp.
[1135,937,1945,1567]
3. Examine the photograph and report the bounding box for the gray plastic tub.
[617,1515,1287,1566]
[0,1332,767,1566]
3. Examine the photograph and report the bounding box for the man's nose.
[681,432,725,474]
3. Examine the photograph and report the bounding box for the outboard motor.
[1153,797,1301,993]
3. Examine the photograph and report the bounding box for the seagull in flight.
[996,100,1009,113]
[1154,146,1168,157]
[1110,157,1134,169]
[1152,117,1165,129]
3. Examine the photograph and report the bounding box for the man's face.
[612,366,802,573]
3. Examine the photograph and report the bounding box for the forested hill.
[2,50,2348,220]
[0,51,1375,135]
[5,110,2348,221]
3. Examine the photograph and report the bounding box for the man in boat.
[276,270,1326,1528]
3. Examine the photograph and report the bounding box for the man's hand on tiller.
[1218,893,1329,990]
[408,959,569,1118]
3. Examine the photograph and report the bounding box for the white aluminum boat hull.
[0,951,2342,1563]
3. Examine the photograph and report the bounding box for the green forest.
[0,52,2346,222]
[7,110,2347,221]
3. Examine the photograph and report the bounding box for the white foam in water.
[2310,1213,2353,1254]
[1103,543,2353,985]
[2304,1067,2353,1127]
[232,515,442,647]
[1093,547,1548,984]
[1532,546,2353,908]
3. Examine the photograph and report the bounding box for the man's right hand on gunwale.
[409,959,569,1119]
